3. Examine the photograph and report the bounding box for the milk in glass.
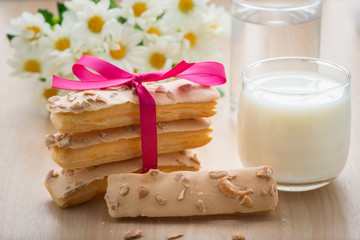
[238,70,351,185]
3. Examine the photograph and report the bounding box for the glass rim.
[242,57,351,96]
[232,0,322,12]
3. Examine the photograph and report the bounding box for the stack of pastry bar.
[44,79,220,208]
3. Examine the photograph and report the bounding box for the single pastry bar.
[44,150,200,208]
[45,118,212,169]
[105,166,278,218]
[47,80,220,133]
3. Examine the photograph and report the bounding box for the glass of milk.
[237,57,351,191]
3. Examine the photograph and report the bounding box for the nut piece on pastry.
[104,166,278,218]
[44,150,200,208]
[47,80,220,133]
[45,118,212,169]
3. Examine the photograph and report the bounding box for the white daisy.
[6,12,51,54]
[202,3,231,38]
[64,0,94,12]
[163,0,209,29]
[71,0,121,46]
[119,0,163,29]
[8,50,53,80]
[178,19,220,62]
[102,22,147,73]
[140,37,180,73]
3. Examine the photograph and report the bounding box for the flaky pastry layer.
[50,128,212,169]
[105,167,278,218]
[47,80,220,133]
[44,151,200,208]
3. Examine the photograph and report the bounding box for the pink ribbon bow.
[52,55,226,173]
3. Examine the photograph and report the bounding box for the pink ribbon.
[52,55,226,173]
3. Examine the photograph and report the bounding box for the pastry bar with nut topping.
[45,118,212,169]
[105,166,278,218]
[44,150,200,208]
[47,80,220,133]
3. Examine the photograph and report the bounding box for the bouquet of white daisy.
[6,0,230,100]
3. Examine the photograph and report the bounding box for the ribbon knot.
[52,55,226,173]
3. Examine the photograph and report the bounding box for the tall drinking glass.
[230,0,322,121]
[237,57,351,191]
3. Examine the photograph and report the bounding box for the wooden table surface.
[1,0,359,239]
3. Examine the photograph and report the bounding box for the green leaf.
[216,87,225,97]
[117,16,127,24]
[137,41,144,46]
[57,2,67,25]
[39,78,47,82]
[109,0,118,9]
[134,24,143,31]
[156,12,165,21]
[7,34,15,41]
[38,9,55,26]
[90,0,101,3]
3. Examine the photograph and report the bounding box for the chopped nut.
[232,233,246,240]
[45,135,55,149]
[118,85,130,91]
[46,170,59,180]
[239,195,253,208]
[155,85,166,93]
[64,169,75,176]
[75,181,83,187]
[150,169,160,176]
[48,101,57,108]
[124,230,142,240]
[118,184,129,196]
[166,232,184,240]
[180,150,187,155]
[155,194,167,206]
[166,90,176,100]
[196,199,206,213]
[198,192,204,197]
[110,92,118,98]
[261,184,276,196]
[178,83,192,92]
[57,133,71,148]
[126,125,135,132]
[281,219,287,222]
[217,177,252,199]
[99,131,107,138]
[48,96,60,102]
[256,167,273,178]
[189,155,200,164]
[156,122,167,129]
[95,95,107,103]
[208,170,228,179]
[85,95,96,103]
[70,102,82,111]
[175,173,183,182]
[58,104,66,109]
[138,187,149,199]
[83,91,96,96]
[131,86,138,95]
[110,202,119,210]
[67,93,77,102]
[177,188,186,201]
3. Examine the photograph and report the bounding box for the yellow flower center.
[88,16,105,33]
[110,42,126,60]
[25,60,40,73]
[132,2,147,17]
[43,88,59,99]
[147,27,160,36]
[178,0,194,12]
[26,26,41,41]
[184,32,196,47]
[55,38,70,51]
[150,53,166,69]
[210,25,217,30]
